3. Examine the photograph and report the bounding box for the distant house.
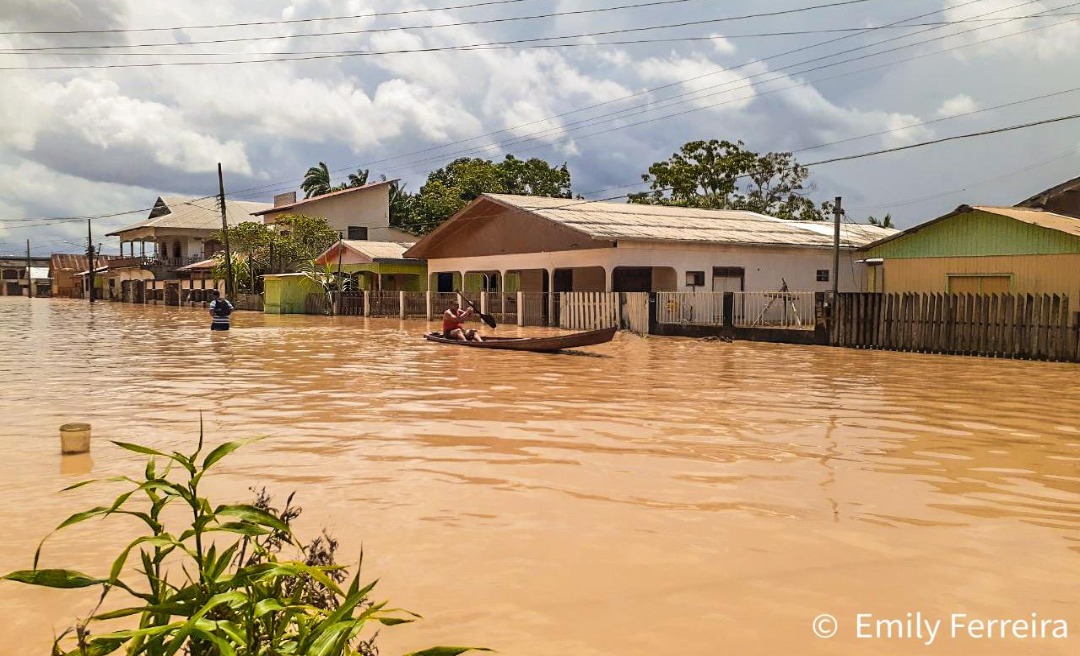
[859,205,1080,299]
[1017,175,1080,218]
[103,196,270,304]
[263,241,425,314]
[0,255,51,297]
[51,254,110,298]
[314,240,426,291]
[403,194,893,294]
[252,182,415,243]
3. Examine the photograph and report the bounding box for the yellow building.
[861,205,1080,300]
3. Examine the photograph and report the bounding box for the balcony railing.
[109,256,207,269]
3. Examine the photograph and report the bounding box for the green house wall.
[263,276,321,314]
[866,210,1080,259]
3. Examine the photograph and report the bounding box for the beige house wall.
[261,188,392,237]
[426,243,867,293]
[876,253,1080,300]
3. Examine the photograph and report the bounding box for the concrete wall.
[262,187,391,235]
[425,243,867,294]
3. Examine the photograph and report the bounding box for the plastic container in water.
[60,423,91,454]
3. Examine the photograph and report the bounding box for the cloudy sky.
[1,0,1079,254]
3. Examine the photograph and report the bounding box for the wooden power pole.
[25,239,32,298]
[218,163,234,298]
[831,196,842,302]
[87,218,95,304]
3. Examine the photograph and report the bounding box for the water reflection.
[0,298,1077,656]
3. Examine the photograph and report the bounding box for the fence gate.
[559,292,620,331]
[621,292,649,333]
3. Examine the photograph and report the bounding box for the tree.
[628,139,828,220]
[211,215,338,289]
[410,155,573,233]
[345,168,370,188]
[387,180,416,232]
[301,162,333,198]
[868,213,894,228]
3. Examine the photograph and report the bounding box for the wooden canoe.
[423,326,617,352]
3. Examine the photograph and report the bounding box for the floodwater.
[0,297,1077,655]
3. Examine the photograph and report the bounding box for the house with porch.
[252,182,415,242]
[103,196,270,303]
[263,241,425,314]
[403,194,894,296]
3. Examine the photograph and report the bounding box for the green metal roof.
[863,206,1080,258]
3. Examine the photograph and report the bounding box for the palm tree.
[301,162,332,198]
[868,213,895,228]
[346,168,370,188]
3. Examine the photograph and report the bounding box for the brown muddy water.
[0,297,1077,655]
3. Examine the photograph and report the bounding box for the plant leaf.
[110,442,169,458]
[402,649,493,656]
[2,569,103,588]
[201,437,263,470]
[215,504,291,535]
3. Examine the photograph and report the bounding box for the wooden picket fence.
[832,292,1080,362]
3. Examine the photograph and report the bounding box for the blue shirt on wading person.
[208,290,234,331]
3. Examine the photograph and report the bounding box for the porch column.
[546,268,555,328]
[604,267,613,292]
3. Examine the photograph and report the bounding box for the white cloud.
[943,0,1080,61]
[937,95,978,118]
[709,35,736,55]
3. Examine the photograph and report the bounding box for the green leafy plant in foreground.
[2,428,488,656]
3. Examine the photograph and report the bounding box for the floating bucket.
[60,423,91,454]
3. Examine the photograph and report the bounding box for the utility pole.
[831,196,843,302]
[25,239,32,298]
[218,163,234,298]
[334,231,344,315]
[87,218,95,304]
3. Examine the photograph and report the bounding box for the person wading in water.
[209,290,234,331]
[442,298,483,342]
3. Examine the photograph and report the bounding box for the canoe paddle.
[458,291,498,329]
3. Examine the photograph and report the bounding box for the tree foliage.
[211,216,339,292]
[628,139,829,221]
[867,213,894,228]
[407,155,572,234]
[301,164,372,199]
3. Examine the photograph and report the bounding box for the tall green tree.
[410,155,572,233]
[628,139,828,220]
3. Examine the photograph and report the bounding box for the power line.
[3,0,712,51]
[220,0,999,200]
[365,1,1065,179]
[804,113,1080,167]
[0,0,890,69]
[0,0,544,35]
[13,14,1080,58]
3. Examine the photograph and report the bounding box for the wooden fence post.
[517,291,525,326]
[363,291,370,317]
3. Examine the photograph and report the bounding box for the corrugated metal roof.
[973,205,1080,238]
[252,180,394,216]
[107,197,271,236]
[176,258,218,271]
[316,240,420,265]
[483,194,895,248]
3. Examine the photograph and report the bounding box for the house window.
[685,271,705,287]
[816,269,830,282]
[347,226,368,240]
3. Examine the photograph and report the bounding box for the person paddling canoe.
[442,298,483,342]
